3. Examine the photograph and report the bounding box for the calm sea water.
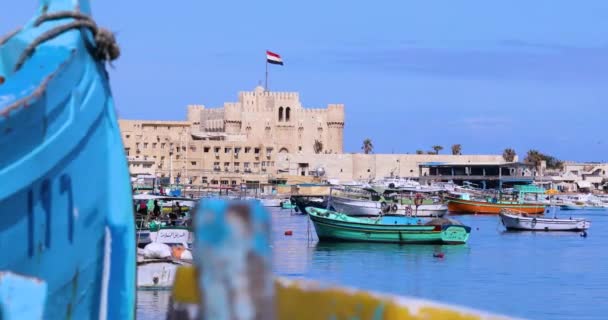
[138,208,607,320]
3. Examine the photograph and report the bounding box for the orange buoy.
[284,230,293,236]
[172,245,186,259]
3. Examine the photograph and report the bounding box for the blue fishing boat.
[0,0,135,318]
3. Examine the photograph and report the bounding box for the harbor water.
[137,208,607,320]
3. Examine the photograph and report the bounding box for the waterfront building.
[119,87,538,188]
[417,161,536,189]
[119,86,344,187]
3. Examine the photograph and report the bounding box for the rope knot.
[94,28,120,61]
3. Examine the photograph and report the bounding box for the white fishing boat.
[499,209,590,231]
[330,194,447,217]
[137,258,191,290]
[258,197,283,207]
[136,233,193,290]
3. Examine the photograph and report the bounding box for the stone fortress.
[120,86,347,186]
[120,86,517,187]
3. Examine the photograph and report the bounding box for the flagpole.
[265,54,268,91]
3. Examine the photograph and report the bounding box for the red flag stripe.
[266,50,281,58]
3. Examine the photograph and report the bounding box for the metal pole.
[265,58,268,90]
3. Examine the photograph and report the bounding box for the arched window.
[286,107,291,122]
[278,107,284,122]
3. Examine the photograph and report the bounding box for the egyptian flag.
[266,50,284,65]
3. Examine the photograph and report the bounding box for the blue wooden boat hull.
[0,0,135,318]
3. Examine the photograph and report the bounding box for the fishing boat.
[291,195,329,214]
[258,196,283,207]
[447,185,546,215]
[306,207,470,244]
[330,187,447,217]
[137,258,191,290]
[136,233,192,290]
[561,204,608,211]
[281,199,296,210]
[499,209,590,231]
[0,1,134,318]
[136,221,192,247]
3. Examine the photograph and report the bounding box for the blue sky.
[3,1,608,161]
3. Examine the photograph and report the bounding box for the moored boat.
[259,197,283,207]
[0,1,134,318]
[281,199,296,209]
[447,196,545,215]
[499,209,590,231]
[306,207,470,244]
[291,195,329,214]
[330,195,447,217]
[447,185,546,215]
[561,204,608,211]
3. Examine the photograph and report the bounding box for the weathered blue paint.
[0,272,47,320]
[0,0,135,319]
[193,200,274,320]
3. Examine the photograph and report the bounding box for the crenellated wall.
[119,86,346,183]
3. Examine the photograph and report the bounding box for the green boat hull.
[307,208,470,244]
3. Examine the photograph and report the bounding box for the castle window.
[126,135,130,139]
[286,107,291,121]
[204,147,210,153]
[245,147,251,153]
[152,143,157,149]
[191,161,197,165]
[278,107,284,122]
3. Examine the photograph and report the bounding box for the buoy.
[284,230,293,236]
[433,252,445,258]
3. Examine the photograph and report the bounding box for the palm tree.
[313,140,323,154]
[502,148,516,162]
[525,149,543,167]
[431,145,443,155]
[361,138,373,154]
[415,150,424,155]
[451,144,462,155]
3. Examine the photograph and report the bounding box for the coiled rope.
[14,11,119,71]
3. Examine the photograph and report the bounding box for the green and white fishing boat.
[306,207,471,244]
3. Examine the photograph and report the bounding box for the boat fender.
[391,204,398,213]
[172,245,186,259]
[405,206,413,216]
[143,242,172,259]
[381,202,390,213]
[181,250,193,260]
